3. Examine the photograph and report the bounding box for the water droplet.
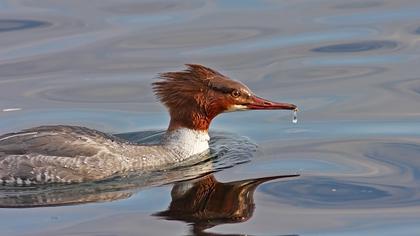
[292,109,298,124]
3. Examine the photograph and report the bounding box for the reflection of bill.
[155,174,299,235]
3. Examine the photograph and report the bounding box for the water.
[1,0,420,235]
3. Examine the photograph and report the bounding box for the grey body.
[0,126,209,185]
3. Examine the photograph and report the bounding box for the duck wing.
[0,125,126,184]
[0,125,125,158]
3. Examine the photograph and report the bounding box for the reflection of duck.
[155,174,299,236]
[0,64,296,185]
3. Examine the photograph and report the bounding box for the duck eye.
[231,90,241,98]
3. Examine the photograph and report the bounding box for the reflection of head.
[155,174,299,234]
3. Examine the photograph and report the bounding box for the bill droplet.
[292,109,298,124]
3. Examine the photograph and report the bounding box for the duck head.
[153,64,297,131]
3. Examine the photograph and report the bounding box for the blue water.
[1,0,420,235]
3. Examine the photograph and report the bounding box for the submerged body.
[0,64,296,185]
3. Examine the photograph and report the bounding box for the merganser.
[0,64,296,185]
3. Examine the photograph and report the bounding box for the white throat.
[162,128,210,157]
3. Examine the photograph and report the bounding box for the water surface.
[1,0,420,235]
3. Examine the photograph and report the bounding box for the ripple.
[125,27,268,49]
[120,130,257,172]
[265,178,390,201]
[0,19,50,32]
[0,31,111,62]
[260,138,420,208]
[260,177,412,208]
[36,82,152,103]
[317,8,420,25]
[103,1,205,14]
[381,78,420,97]
[334,1,383,9]
[187,28,375,55]
[312,40,398,53]
[262,66,385,84]
[365,142,420,178]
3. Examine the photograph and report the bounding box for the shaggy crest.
[152,64,233,130]
[152,64,228,109]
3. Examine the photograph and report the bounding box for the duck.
[0,64,296,185]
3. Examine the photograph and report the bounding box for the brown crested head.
[153,64,297,131]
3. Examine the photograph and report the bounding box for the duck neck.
[166,99,225,132]
[162,128,210,157]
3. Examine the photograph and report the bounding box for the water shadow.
[381,77,420,97]
[334,1,383,9]
[0,19,51,32]
[312,40,398,53]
